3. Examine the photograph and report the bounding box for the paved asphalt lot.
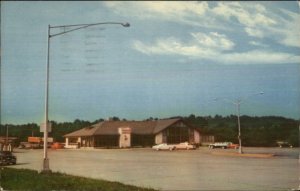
[10,147,299,191]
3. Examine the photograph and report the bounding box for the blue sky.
[1,1,300,124]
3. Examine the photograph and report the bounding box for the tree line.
[0,115,298,147]
[185,114,299,147]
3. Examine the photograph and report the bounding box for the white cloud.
[133,32,234,58]
[104,1,209,24]
[133,37,216,58]
[104,2,299,44]
[249,41,268,48]
[106,1,300,60]
[139,1,208,17]
[245,27,264,38]
[275,9,300,48]
[133,35,299,64]
[103,1,228,30]
[191,32,234,50]
[212,2,276,28]
[212,2,300,47]
[221,50,299,64]
[254,4,267,13]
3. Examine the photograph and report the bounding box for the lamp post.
[6,125,8,146]
[42,21,130,173]
[215,92,264,154]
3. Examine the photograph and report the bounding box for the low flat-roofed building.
[64,118,201,148]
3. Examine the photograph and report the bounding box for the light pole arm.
[238,92,264,104]
[222,98,239,105]
[49,22,130,38]
[215,91,264,105]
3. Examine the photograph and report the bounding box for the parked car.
[208,142,239,149]
[277,141,293,148]
[51,142,65,149]
[227,142,239,149]
[152,143,175,151]
[0,151,17,165]
[174,142,196,150]
[18,142,42,149]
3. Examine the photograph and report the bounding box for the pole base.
[238,148,243,154]
[41,158,51,173]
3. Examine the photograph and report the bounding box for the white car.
[152,143,175,151]
[174,142,196,150]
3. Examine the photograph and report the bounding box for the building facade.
[64,118,201,148]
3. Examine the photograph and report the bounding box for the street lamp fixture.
[122,22,130,27]
[214,92,264,154]
[42,21,130,173]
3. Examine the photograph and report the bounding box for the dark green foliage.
[0,123,42,144]
[50,119,92,142]
[184,115,299,147]
[0,168,156,191]
[186,114,209,128]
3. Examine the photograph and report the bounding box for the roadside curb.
[211,152,275,158]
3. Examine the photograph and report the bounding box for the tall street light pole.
[6,125,8,146]
[42,21,130,173]
[215,92,264,154]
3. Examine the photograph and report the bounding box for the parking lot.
[10,147,299,190]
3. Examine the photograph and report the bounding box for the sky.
[1,1,300,124]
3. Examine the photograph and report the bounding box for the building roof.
[64,118,183,137]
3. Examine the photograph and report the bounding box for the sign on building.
[28,137,42,143]
[118,127,131,148]
[118,127,131,134]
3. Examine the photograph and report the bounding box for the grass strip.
[0,167,157,191]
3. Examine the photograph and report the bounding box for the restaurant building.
[64,118,201,148]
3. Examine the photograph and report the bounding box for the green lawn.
[0,168,157,191]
